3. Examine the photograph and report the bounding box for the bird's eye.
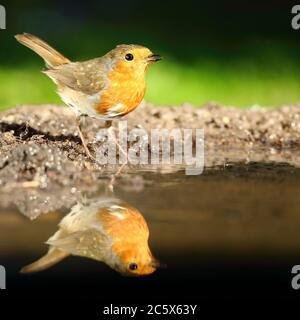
[125,53,134,61]
[129,263,138,271]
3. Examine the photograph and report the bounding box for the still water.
[0,162,300,303]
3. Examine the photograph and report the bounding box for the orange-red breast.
[15,33,161,158]
[20,197,159,276]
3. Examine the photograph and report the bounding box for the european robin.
[20,197,159,276]
[15,33,162,159]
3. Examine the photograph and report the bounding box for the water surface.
[1,162,300,302]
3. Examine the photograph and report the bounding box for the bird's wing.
[44,57,109,95]
[47,229,111,262]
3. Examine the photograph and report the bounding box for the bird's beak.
[147,54,162,63]
[150,259,166,269]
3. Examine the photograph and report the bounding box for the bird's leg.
[104,120,128,191]
[105,120,128,161]
[76,115,95,160]
[108,162,127,192]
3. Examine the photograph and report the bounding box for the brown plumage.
[15,33,70,67]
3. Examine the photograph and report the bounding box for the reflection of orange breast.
[97,204,149,242]
[95,62,146,118]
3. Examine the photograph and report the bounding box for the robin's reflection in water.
[21,195,159,276]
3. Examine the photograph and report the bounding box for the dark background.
[1,0,300,107]
[1,253,300,316]
[2,0,300,62]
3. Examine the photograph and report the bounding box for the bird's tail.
[15,33,71,68]
[20,248,69,274]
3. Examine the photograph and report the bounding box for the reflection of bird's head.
[98,202,159,276]
[112,242,159,277]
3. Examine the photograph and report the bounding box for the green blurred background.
[1,0,300,110]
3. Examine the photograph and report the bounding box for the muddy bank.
[2,102,300,172]
[1,102,300,214]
